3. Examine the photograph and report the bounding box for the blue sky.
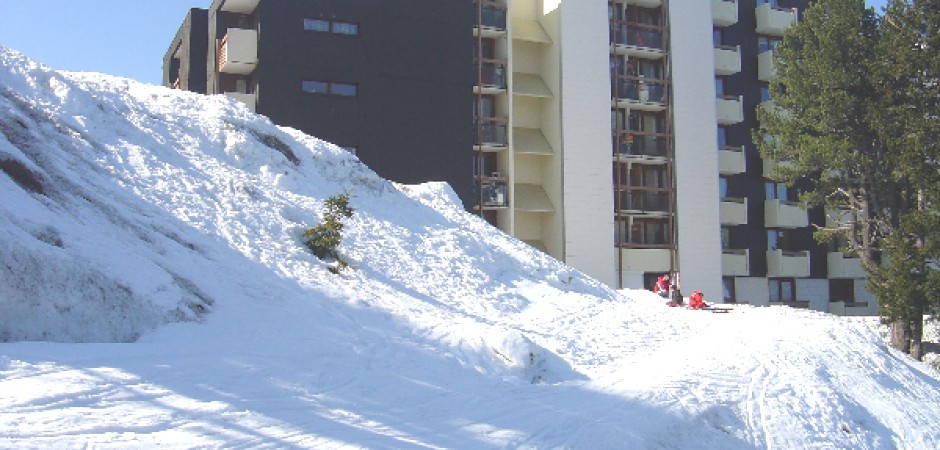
[0,0,891,87]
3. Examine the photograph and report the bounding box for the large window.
[617,217,671,246]
[302,79,358,97]
[767,229,795,251]
[758,36,781,53]
[769,278,795,302]
[765,180,791,201]
[723,277,737,303]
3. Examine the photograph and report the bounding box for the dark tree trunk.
[890,320,912,354]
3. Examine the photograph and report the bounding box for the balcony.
[220,0,259,14]
[712,0,739,27]
[756,3,798,36]
[716,95,744,125]
[616,190,671,215]
[720,197,748,225]
[514,183,554,213]
[624,0,662,7]
[474,60,507,94]
[474,5,507,37]
[479,179,509,209]
[719,145,746,175]
[767,249,810,278]
[722,249,750,276]
[764,199,808,228]
[224,92,255,112]
[614,134,669,159]
[474,118,508,150]
[758,50,776,81]
[714,45,742,76]
[621,248,671,272]
[612,77,668,111]
[610,25,665,59]
[825,208,854,229]
[513,127,553,156]
[217,28,257,75]
[828,301,873,316]
[511,17,551,44]
[827,252,866,278]
[512,72,553,99]
[762,158,793,178]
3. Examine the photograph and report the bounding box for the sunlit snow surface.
[1,46,939,449]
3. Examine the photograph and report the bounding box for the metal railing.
[614,135,669,157]
[475,60,506,89]
[612,77,667,104]
[611,25,664,50]
[474,119,508,146]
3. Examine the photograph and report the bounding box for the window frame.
[303,17,360,37]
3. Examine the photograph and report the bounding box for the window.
[304,18,359,36]
[719,176,730,198]
[303,19,329,32]
[713,28,723,47]
[765,180,790,201]
[758,0,779,7]
[618,217,670,246]
[331,21,358,35]
[715,76,727,97]
[759,82,772,103]
[769,278,795,302]
[723,277,737,303]
[720,227,732,249]
[475,95,496,118]
[829,279,855,302]
[717,126,729,148]
[767,229,795,251]
[758,36,780,53]
[302,79,358,97]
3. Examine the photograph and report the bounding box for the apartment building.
[165,0,877,315]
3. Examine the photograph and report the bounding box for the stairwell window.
[302,79,358,97]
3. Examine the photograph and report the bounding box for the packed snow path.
[2,46,939,448]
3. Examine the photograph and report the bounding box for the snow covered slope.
[1,47,939,449]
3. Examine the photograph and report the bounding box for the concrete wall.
[669,0,723,300]
[554,0,615,286]
[162,8,208,93]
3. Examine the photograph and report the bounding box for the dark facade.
[163,8,209,94]
[717,0,820,281]
[170,0,475,207]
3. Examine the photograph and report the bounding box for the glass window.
[830,279,855,302]
[719,176,730,198]
[765,180,789,200]
[717,126,729,148]
[302,80,329,94]
[331,21,359,36]
[722,277,736,303]
[330,82,358,97]
[715,77,726,97]
[713,28,723,47]
[758,36,780,53]
[769,278,795,302]
[760,83,772,103]
[303,18,329,32]
[720,227,731,249]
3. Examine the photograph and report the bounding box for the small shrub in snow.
[303,193,353,272]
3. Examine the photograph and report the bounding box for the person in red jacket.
[688,290,707,310]
[653,274,670,298]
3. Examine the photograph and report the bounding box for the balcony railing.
[714,45,742,76]
[477,5,507,30]
[612,77,668,104]
[614,134,669,158]
[722,248,750,276]
[616,190,671,213]
[474,118,508,147]
[611,25,664,51]
[217,28,258,75]
[712,0,739,27]
[756,3,798,36]
[719,145,746,174]
[758,50,776,81]
[479,179,508,208]
[767,249,810,278]
[475,60,507,89]
[716,95,744,124]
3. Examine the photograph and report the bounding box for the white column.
[669,0,724,300]
[555,0,616,286]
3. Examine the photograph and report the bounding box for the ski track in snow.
[1,46,940,449]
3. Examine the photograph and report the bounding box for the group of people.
[652,274,707,310]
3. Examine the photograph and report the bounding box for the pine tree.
[757,0,939,358]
